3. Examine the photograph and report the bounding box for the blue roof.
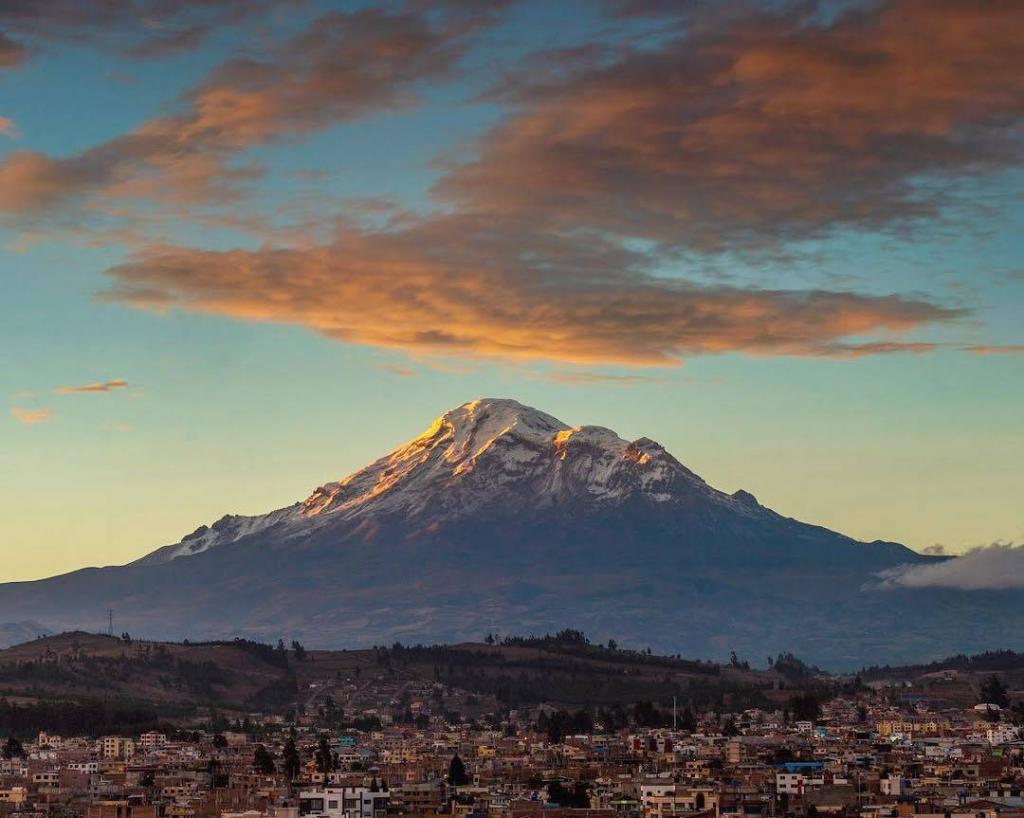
[777,762,824,772]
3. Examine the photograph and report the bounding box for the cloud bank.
[877,543,1024,590]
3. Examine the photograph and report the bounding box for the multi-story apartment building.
[298,787,389,818]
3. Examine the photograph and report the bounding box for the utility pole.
[108,609,113,637]
[673,696,677,729]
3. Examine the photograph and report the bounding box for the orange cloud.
[7,0,1006,369]
[10,407,52,425]
[0,117,15,138]
[0,8,475,218]
[100,214,961,366]
[437,0,1024,250]
[53,379,129,394]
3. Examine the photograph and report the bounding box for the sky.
[1,0,1022,583]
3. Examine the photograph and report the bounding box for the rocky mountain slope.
[1,399,1021,668]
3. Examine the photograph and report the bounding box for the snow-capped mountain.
[138,399,772,566]
[1,398,1020,668]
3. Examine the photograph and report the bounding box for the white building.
[299,787,389,818]
[986,723,1020,745]
[880,777,912,796]
[640,780,679,807]
[776,771,825,795]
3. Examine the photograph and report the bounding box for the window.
[328,802,338,810]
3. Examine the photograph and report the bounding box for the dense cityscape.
[0,633,1022,818]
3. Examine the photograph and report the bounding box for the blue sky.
[1,0,1022,581]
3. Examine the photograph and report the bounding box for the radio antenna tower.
[107,609,114,637]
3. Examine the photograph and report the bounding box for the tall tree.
[315,735,334,774]
[253,744,276,775]
[980,675,1010,708]
[2,736,24,759]
[282,737,301,780]
[448,754,469,787]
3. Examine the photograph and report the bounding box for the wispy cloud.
[376,363,418,378]
[961,344,1024,355]
[53,379,128,394]
[10,406,52,425]
[0,117,16,138]
[877,543,1024,590]
[0,1,272,70]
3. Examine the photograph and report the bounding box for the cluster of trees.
[308,695,382,732]
[3,736,25,758]
[253,744,275,774]
[489,631,720,674]
[536,702,707,739]
[0,697,168,738]
[770,653,821,682]
[861,649,1024,679]
[787,692,823,722]
[0,660,79,685]
[388,646,755,709]
[376,633,719,684]
[537,709,593,742]
[172,659,229,699]
[185,636,307,669]
[980,675,1010,709]
[393,708,431,729]
[970,675,1019,724]
[252,733,375,780]
[546,780,591,808]
[248,677,298,712]
[728,652,751,670]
